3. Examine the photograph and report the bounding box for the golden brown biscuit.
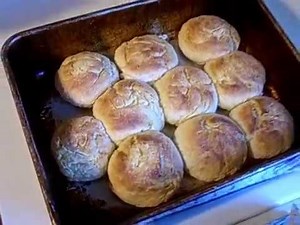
[155,66,218,125]
[107,131,184,207]
[204,51,266,110]
[51,116,115,182]
[174,114,248,182]
[55,51,119,108]
[93,79,165,144]
[114,35,178,82]
[178,15,240,64]
[229,96,294,159]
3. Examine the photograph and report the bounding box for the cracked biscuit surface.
[108,131,184,207]
[93,79,165,144]
[229,96,294,159]
[55,51,119,107]
[155,66,218,125]
[204,51,266,110]
[51,116,115,182]
[178,15,240,64]
[114,35,178,82]
[174,114,248,182]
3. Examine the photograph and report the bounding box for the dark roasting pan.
[1,0,300,224]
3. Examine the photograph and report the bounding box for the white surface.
[236,198,300,225]
[153,172,300,225]
[0,1,299,225]
[264,0,300,50]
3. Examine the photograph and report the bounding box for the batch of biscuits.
[51,15,294,208]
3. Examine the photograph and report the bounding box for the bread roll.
[51,116,115,182]
[108,131,184,207]
[229,96,294,159]
[93,79,165,144]
[174,114,248,182]
[55,51,119,108]
[114,35,178,82]
[155,66,218,125]
[204,51,266,110]
[178,15,240,64]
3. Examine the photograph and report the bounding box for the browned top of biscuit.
[114,35,178,82]
[56,51,119,107]
[93,79,164,143]
[155,66,218,124]
[186,16,239,47]
[174,114,248,182]
[204,51,266,110]
[108,131,183,207]
[51,116,115,181]
[178,15,240,64]
[229,96,294,158]
[52,116,113,155]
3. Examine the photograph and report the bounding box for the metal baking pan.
[2,0,300,224]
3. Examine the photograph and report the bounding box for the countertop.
[0,0,299,225]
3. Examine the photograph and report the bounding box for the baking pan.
[1,0,300,224]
